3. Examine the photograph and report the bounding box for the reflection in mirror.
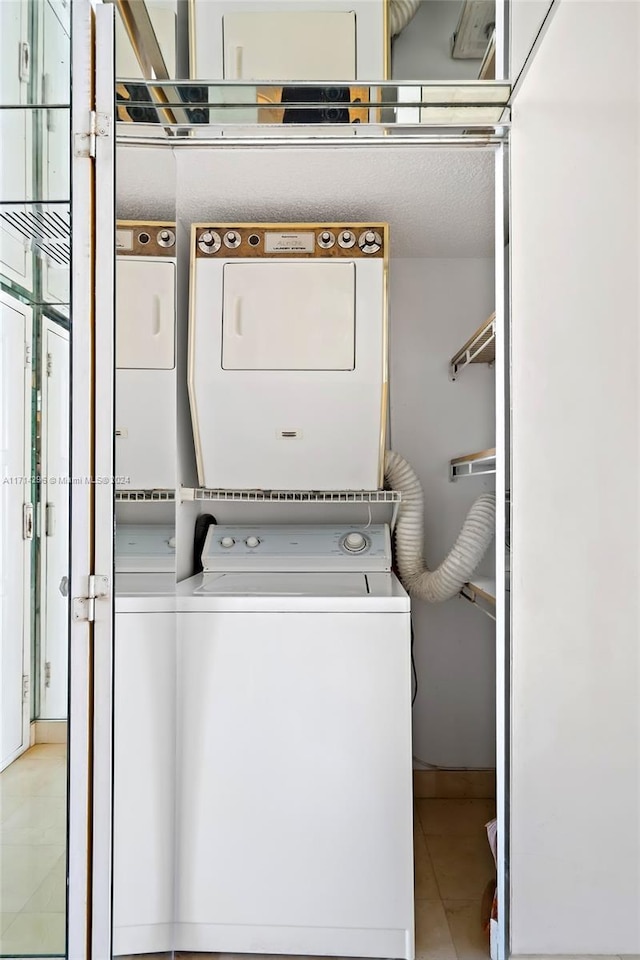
[115,0,499,128]
[112,219,178,960]
[1,0,70,956]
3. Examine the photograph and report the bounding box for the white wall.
[392,1,482,80]
[510,0,640,953]
[390,258,496,768]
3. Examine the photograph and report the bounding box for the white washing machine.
[189,222,388,490]
[115,221,177,491]
[175,523,415,959]
[113,525,176,957]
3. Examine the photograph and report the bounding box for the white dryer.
[189,1,387,82]
[115,221,177,491]
[113,525,176,957]
[175,523,414,959]
[189,222,388,490]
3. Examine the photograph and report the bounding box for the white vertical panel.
[92,4,116,959]
[510,1,640,953]
[68,1,95,956]
[0,293,32,770]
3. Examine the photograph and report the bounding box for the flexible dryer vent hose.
[389,0,421,36]
[384,450,496,603]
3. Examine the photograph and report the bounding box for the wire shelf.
[115,489,176,502]
[182,488,401,503]
[450,448,496,480]
[450,312,496,378]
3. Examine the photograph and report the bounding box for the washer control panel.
[201,524,391,572]
[194,223,387,259]
[116,221,176,257]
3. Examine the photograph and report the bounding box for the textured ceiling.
[116,143,495,257]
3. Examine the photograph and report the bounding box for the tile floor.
[0,742,67,957]
[1,750,496,960]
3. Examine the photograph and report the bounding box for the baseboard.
[31,719,68,744]
[413,768,496,799]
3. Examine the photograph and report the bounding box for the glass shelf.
[450,448,496,480]
[114,80,510,139]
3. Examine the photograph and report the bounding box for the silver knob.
[157,228,175,248]
[318,229,335,249]
[198,230,221,254]
[338,230,356,249]
[224,230,242,248]
[358,229,382,254]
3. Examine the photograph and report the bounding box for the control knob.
[341,531,368,553]
[221,537,235,548]
[224,230,242,248]
[157,228,176,248]
[318,230,335,249]
[338,229,356,249]
[198,230,221,254]
[358,229,382,254]
[245,536,260,548]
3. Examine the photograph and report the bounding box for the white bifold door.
[0,292,33,770]
[39,318,70,720]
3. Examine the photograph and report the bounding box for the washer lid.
[194,572,368,597]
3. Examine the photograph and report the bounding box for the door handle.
[46,502,55,537]
[152,295,161,336]
[59,576,69,597]
[234,45,244,79]
[233,296,243,336]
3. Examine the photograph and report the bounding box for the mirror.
[1,1,71,956]
[115,0,499,128]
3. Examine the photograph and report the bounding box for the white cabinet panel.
[116,259,175,369]
[511,0,640,952]
[0,294,31,769]
[222,262,355,371]
[222,11,356,80]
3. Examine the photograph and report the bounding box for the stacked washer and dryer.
[113,221,415,959]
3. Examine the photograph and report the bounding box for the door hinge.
[45,502,55,536]
[25,343,32,367]
[22,674,30,702]
[46,352,53,376]
[23,503,34,540]
[72,574,109,622]
[44,661,52,688]
[74,111,111,159]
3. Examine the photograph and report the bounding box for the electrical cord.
[410,618,417,707]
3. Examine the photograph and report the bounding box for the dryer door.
[221,261,355,371]
[116,258,175,369]
[222,11,356,81]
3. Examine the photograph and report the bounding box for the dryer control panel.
[194,223,386,258]
[201,523,392,572]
